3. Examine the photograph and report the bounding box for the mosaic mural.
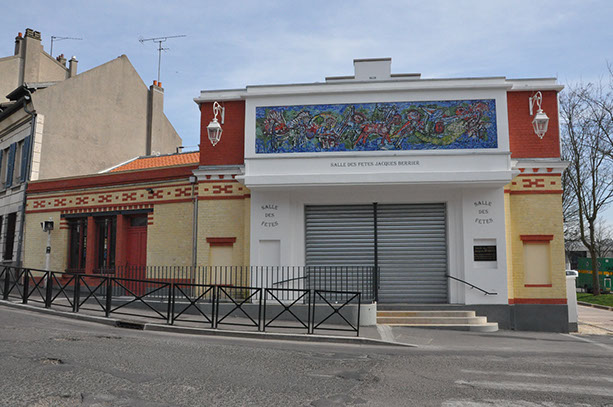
[255,99,497,153]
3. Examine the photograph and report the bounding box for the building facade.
[23,152,250,281]
[0,28,182,266]
[22,58,568,332]
[194,58,568,331]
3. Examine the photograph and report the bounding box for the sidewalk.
[577,304,613,335]
[0,298,412,348]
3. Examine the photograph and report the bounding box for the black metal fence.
[1,266,363,336]
[81,265,377,303]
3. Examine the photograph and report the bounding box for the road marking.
[377,324,395,342]
[562,333,613,351]
[443,399,594,407]
[460,369,613,383]
[455,380,613,397]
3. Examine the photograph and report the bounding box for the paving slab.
[577,303,613,335]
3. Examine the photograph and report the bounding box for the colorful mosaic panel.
[255,99,497,154]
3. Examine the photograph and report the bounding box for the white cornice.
[511,158,569,171]
[195,77,514,103]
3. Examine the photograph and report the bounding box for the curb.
[0,300,415,348]
[144,323,415,347]
[578,302,613,312]
[0,300,119,326]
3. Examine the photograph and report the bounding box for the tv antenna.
[50,36,82,57]
[139,34,186,84]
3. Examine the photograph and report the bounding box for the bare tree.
[593,218,613,258]
[583,63,613,158]
[561,83,613,295]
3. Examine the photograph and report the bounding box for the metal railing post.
[309,290,315,334]
[211,284,217,329]
[105,277,112,318]
[22,269,30,304]
[356,293,361,337]
[167,283,174,325]
[374,267,379,303]
[258,288,263,331]
[45,272,53,308]
[261,289,266,332]
[307,289,312,334]
[3,267,10,300]
[212,286,219,329]
[73,275,81,313]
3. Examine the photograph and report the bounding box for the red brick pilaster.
[85,217,97,274]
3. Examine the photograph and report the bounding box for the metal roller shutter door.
[305,205,375,266]
[305,205,375,296]
[377,203,448,304]
[305,203,448,304]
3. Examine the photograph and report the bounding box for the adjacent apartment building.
[0,28,181,265]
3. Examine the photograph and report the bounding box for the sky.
[2,0,612,148]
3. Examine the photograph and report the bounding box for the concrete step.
[384,322,499,333]
[376,309,499,332]
[377,316,488,325]
[377,310,476,318]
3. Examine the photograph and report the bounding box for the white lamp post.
[207,101,224,146]
[529,91,549,139]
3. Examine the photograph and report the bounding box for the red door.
[126,226,147,295]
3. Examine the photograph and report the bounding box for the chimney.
[353,58,392,81]
[57,54,66,66]
[14,32,23,56]
[21,28,43,84]
[146,81,164,155]
[68,56,78,77]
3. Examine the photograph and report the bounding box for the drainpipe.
[15,89,36,267]
[190,175,198,281]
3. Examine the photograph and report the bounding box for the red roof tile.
[110,152,199,172]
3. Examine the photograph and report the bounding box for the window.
[0,148,8,188]
[3,212,17,260]
[68,218,87,271]
[13,141,22,184]
[4,143,16,188]
[96,217,116,271]
[521,234,554,286]
[130,215,148,227]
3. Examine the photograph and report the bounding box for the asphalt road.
[1,306,612,407]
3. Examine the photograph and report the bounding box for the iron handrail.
[446,274,497,295]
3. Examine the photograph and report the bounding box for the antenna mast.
[139,34,186,84]
[50,36,83,57]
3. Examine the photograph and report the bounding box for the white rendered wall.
[243,78,512,305]
[250,184,509,305]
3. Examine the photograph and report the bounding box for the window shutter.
[6,143,16,188]
[0,150,3,186]
[21,136,31,183]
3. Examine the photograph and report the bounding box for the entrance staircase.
[377,308,499,332]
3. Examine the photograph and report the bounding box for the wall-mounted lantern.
[529,91,549,139]
[207,101,225,146]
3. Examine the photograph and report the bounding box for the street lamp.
[207,101,225,146]
[529,91,549,139]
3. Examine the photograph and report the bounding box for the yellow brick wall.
[23,210,67,272]
[147,202,193,267]
[505,174,566,300]
[504,191,514,300]
[243,196,250,265]
[197,197,249,267]
[24,179,251,274]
